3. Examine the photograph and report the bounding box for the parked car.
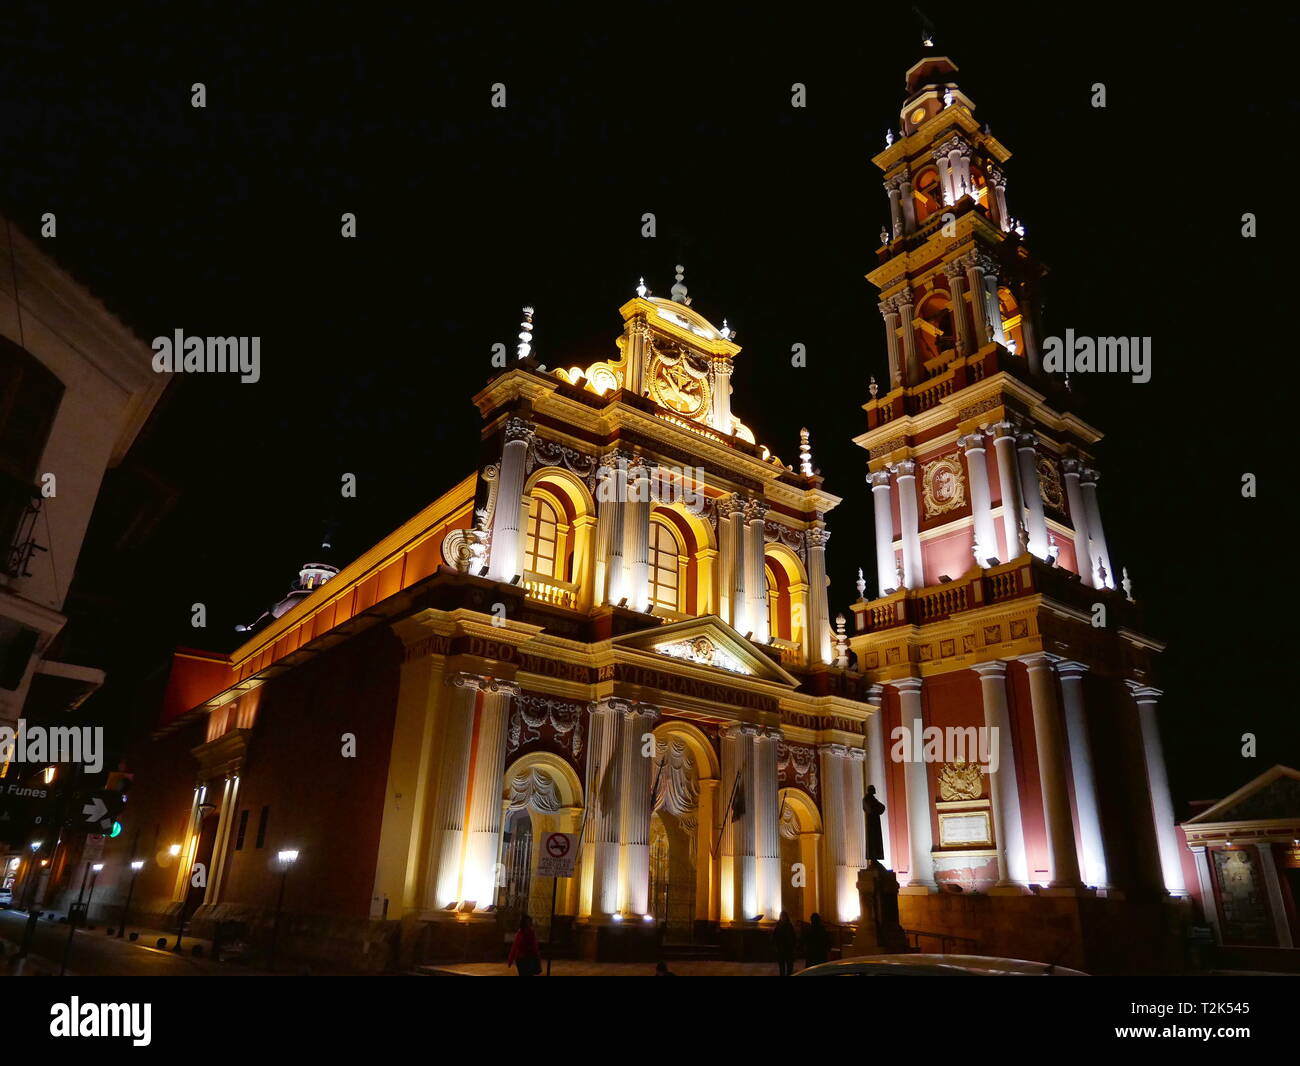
[795,953,1088,976]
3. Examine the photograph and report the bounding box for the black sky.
[2,2,1294,809]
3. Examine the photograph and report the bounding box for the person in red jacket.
[507,914,542,977]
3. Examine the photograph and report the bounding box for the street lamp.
[22,841,42,910]
[268,849,299,972]
[118,860,145,939]
[59,861,105,976]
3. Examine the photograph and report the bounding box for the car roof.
[796,954,1088,976]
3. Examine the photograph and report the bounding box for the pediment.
[610,615,799,687]
[1185,765,1300,826]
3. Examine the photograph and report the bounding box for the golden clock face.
[910,106,926,125]
[648,351,710,418]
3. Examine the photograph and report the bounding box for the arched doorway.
[649,728,711,943]
[777,788,822,925]
[499,807,534,934]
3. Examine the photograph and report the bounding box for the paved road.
[0,909,266,977]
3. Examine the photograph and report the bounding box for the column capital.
[1125,681,1163,702]
[1018,651,1062,672]
[722,493,749,518]
[1054,660,1090,682]
[867,468,892,489]
[958,432,987,453]
[845,746,867,762]
[503,416,536,444]
[1060,457,1087,477]
[482,678,521,697]
[865,683,884,702]
[889,676,924,694]
[1080,467,1100,487]
[893,458,917,478]
[806,526,830,549]
[1015,430,1039,451]
[446,671,490,691]
[971,660,1009,679]
[989,420,1018,441]
[817,742,850,757]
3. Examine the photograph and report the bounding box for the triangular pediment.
[1185,765,1300,826]
[611,615,800,687]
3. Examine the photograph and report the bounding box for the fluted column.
[595,450,627,604]
[618,702,659,916]
[971,662,1029,890]
[710,357,733,434]
[960,432,999,567]
[964,256,990,349]
[894,678,936,891]
[842,746,867,875]
[990,422,1026,560]
[581,698,625,918]
[1061,458,1096,587]
[622,456,652,610]
[487,417,535,581]
[987,167,1010,231]
[1189,846,1221,943]
[935,155,953,206]
[1255,846,1293,948]
[743,498,769,641]
[818,743,851,923]
[1021,654,1083,891]
[805,525,832,664]
[869,469,896,597]
[885,178,903,237]
[754,728,783,920]
[720,724,759,923]
[1016,432,1049,559]
[982,271,1006,346]
[864,684,893,869]
[428,672,485,908]
[894,460,923,589]
[1056,662,1108,889]
[945,264,973,356]
[1080,469,1114,588]
[1126,683,1186,896]
[462,679,520,908]
[878,300,903,391]
[722,495,747,631]
[897,294,920,385]
[899,178,917,233]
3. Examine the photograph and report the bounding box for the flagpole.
[712,771,741,860]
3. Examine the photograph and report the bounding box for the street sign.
[82,834,105,863]
[535,832,577,878]
[75,790,124,833]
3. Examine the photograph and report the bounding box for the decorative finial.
[719,318,732,340]
[922,33,934,47]
[885,128,894,147]
[880,225,890,244]
[1014,220,1026,237]
[1121,566,1134,602]
[943,86,954,108]
[1096,560,1108,587]
[635,277,648,299]
[833,615,849,667]
[516,306,535,360]
[670,265,691,306]
[798,428,813,476]
[855,567,866,600]
[868,375,879,399]
[894,561,904,591]
[1046,532,1060,564]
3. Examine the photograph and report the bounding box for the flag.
[731,776,746,820]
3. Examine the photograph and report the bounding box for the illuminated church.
[74,51,1189,973]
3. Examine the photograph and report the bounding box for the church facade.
[67,53,1188,973]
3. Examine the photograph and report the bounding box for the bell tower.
[847,52,1188,924]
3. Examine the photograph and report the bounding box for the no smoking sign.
[535,832,577,877]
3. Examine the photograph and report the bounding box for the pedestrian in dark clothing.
[507,914,542,976]
[654,960,676,976]
[803,912,831,967]
[773,911,797,976]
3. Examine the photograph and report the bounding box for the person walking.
[803,912,831,968]
[507,914,542,977]
[773,911,797,976]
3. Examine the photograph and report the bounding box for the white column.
[960,432,999,567]
[1056,662,1108,889]
[462,679,519,908]
[1255,846,1293,948]
[964,258,990,349]
[1080,469,1114,588]
[842,746,868,875]
[1016,432,1050,560]
[743,499,769,642]
[990,422,1026,560]
[596,450,627,604]
[983,272,1006,346]
[581,698,625,918]
[622,457,652,611]
[710,358,733,433]
[894,678,936,891]
[1126,683,1187,896]
[935,155,953,206]
[864,684,893,869]
[945,266,972,357]
[721,724,759,922]
[618,703,659,916]
[1061,459,1096,587]
[805,525,832,664]
[429,673,483,908]
[885,180,903,237]
[754,728,782,920]
[897,296,919,385]
[899,179,917,233]
[971,662,1029,890]
[1190,846,1222,943]
[1021,654,1083,891]
[487,417,534,581]
[723,495,747,631]
[869,470,896,597]
[894,460,923,590]
[818,743,851,922]
[879,300,902,391]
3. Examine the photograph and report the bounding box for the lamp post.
[59,862,103,976]
[21,841,41,910]
[268,849,298,972]
[118,860,144,938]
[168,844,187,953]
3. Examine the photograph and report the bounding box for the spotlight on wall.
[478,565,490,577]
[744,631,753,640]
[457,900,477,913]
[938,575,952,583]
[617,597,628,608]
[986,557,1001,567]
[510,574,522,585]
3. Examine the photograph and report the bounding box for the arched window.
[998,287,1026,356]
[916,291,956,369]
[648,520,682,611]
[524,496,561,578]
[913,168,943,225]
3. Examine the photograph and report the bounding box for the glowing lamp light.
[168,844,181,857]
[277,849,300,865]
[110,821,123,838]
[29,841,42,853]
[43,766,55,784]
[130,860,145,872]
[91,863,104,873]
[611,913,623,922]
[642,914,654,923]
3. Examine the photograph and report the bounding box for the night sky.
[3,3,1294,809]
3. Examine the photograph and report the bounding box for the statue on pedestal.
[851,785,909,956]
